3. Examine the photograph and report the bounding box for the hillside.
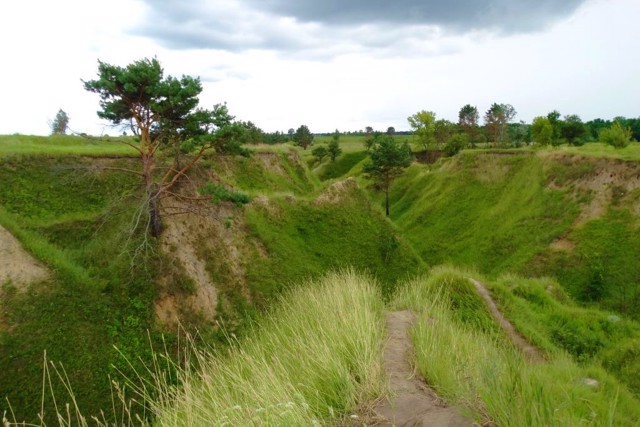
[0,141,422,424]
[381,150,640,319]
[2,136,640,424]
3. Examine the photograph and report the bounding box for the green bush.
[202,183,251,206]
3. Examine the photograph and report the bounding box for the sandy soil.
[374,311,474,427]
[0,225,49,288]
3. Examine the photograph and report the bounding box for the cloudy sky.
[0,0,638,135]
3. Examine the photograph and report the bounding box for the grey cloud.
[248,0,587,32]
[134,0,587,55]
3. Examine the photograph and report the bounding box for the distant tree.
[531,116,553,146]
[561,114,588,146]
[434,119,456,147]
[600,122,633,148]
[293,125,313,150]
[288,128,295,140]
[507,121,530,147]
[83,57,247,237]
[311,145,328,163]
[327,130,342,162]
[613,117,640,141]
[365,126,374,135]
[586,118,611,140]
[387,126,396,135]
[364,131,376,152]
[407,110,437,151]
[241,120,264,144]
[363,134,412,217]
[458,104,479,140]
[51,109,69,135]
[484,103,516,145]
[546,110,563,144]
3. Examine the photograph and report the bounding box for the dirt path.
[374,311,473,427]
[468,278,544,363]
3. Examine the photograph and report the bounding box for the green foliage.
[484,103,516,145]
[562,114,588,146]
[292,124,313,150]
[600,122,633,148]
[327,132,342,162]
[531,116,554,146]
[50,109,69,135]
[443,133,468,156]
[201,182,251,206]
[458,104,479,136]
[311,145,328,163]
[363,134,412,216]
[407,110,437,151]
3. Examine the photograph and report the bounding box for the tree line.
[405,104,638,153]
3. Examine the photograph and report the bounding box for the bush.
[600,122,633,148]
[202,183,251,206]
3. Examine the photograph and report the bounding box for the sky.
[0,0,638,135]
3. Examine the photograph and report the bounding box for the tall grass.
[147,270,385,426]
[392,266,640,426]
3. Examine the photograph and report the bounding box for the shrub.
[202,183,251,206]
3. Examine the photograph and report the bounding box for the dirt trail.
[468,278,544,363]
[374,311,473,427]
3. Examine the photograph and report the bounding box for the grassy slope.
[152,270,384,426]
[0,140,423,423]
[378,149,640,319]
[389,152,578,274]
[392,266,640,426]
[0,155,161,423]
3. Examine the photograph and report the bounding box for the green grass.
[530,209,640,318]
[487,273,640,396]
[0,155,163,424]
[0,134,139,157]
[150,270,385,426]
[208,151,319,196]
[316,151,369,181]
[387,153,578,275]
[243,184,424,301]
[554,142,640,161]
[392,266,640,426]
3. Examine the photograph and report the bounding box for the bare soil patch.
[0,225,49,288]
[314,178,358,205]
[373,310,473,426]
[469,278,544,363]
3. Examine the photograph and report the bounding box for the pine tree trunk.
[385,189,390,217]
[148,189,163,237]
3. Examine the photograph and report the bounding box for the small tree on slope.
[363,134,412,217]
